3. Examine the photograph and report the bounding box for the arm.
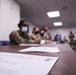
[9,31,27,44]
[29,36,41,44]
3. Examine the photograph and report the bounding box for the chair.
[0,41,10,46]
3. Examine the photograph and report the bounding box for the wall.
[49,27,76,42]
[0,0,20,40]
[27,21,37,36]
[0,0,1,25]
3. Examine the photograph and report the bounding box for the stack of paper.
[19,47,60,53]
[0,52,59,75]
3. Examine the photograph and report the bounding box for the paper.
[20,44,40,46]
[40,40,46,45]
[0,52,59,75]
[19,47,60,53]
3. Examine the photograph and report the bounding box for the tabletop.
[0,43,76,75]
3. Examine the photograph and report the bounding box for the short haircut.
[32,27,37,33]
[18,20,26,28]
[18,20,29,33]
[40,28,46,32]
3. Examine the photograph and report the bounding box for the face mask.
[40,33,44,36]
[21,27,28,32]
[35,31,39,34]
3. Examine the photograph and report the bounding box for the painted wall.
[27,21,37,36]
[0,0,1,25]
[49,27,76,42]
[0,0,20,40]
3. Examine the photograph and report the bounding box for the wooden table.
[0,43,76,75]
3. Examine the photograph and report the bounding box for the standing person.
[9,20,40,45]
[53,34,58,41]
[69,31,75,46]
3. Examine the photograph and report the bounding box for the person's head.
[70,31,72,34]
[40,29,46,36]
[32,27,40,35]
[18,20,29,33]
[64,36,66,39]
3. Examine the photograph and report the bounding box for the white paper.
[0,52,59,75]
[19,47,60,53]
[40,40,46,45]
[19,44,40,46]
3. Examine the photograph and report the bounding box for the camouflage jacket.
[9,30,34,45]
[31,34,39,41]
[39,35,46,40]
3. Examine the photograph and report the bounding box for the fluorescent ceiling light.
[53,22,62,26]
[47,11,60,18]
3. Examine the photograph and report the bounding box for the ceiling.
[16,0,76,28]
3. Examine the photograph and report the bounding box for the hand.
[34,39,41,44]
[45,40,51,44]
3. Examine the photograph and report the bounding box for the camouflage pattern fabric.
[9,30,34,45]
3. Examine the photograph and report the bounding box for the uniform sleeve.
[28,36,34,44]
[10,31,27,44]
[31,34,40,41]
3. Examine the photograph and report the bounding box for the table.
[0,43,76,75]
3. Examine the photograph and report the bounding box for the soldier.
[69,31,75,47]
[9,20,40,45]
[31,27,40,41]
[39,29,46,40]
[39,29,51,44]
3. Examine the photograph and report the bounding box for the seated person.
[46,32,52,41]
[31,27,40,41]
[53,34,62,42]
[39,29,46,40]
[56,34,62,41]
[39,29,51,44]
[9,20,40,45]
[63,36,68,43]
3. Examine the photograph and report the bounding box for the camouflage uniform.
[31,34,40,41]
[69,33,75,44]
[39,33,51,44]
[9,30,34,45]
[39,33,51,40]
[39,35,46,40]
